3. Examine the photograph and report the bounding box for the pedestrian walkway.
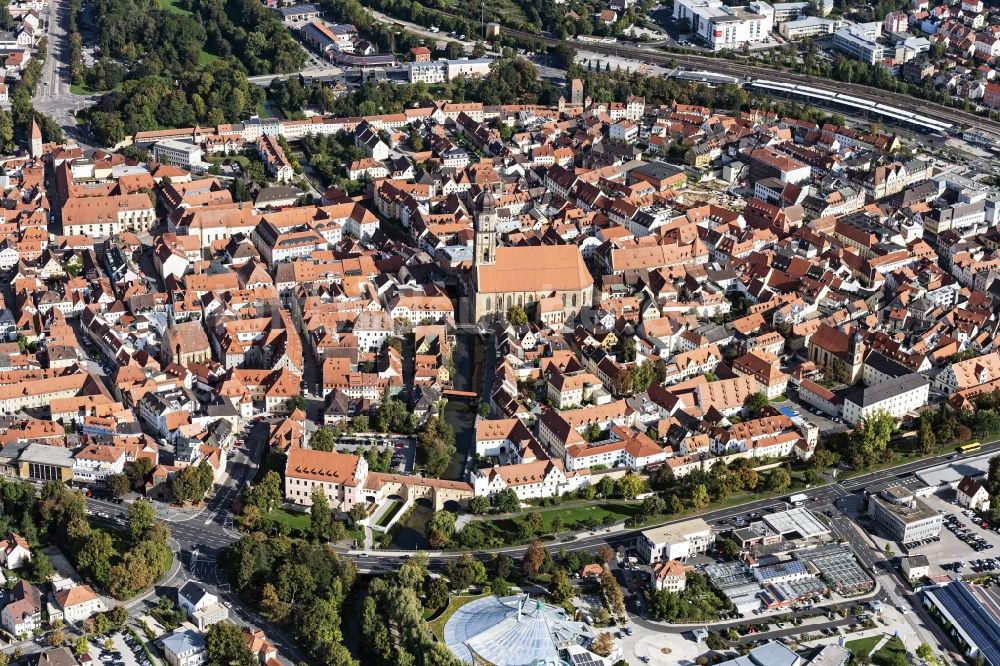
[867,634,891,658]
[363,525,374,549]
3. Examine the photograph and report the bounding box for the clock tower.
[474,189,497,266]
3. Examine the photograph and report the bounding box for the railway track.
[496,25,1000,134]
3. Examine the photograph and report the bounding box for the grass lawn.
[158,0,192,14]
[377,500,403,527]
[198,50,219,67]
[162,544,173,573]
[874,636,906,661]
[845,635,883,658]
[70,80,123,96]
[266,507,311,532]
[428,594,488,641]
[534,504,642,530]
[206,154,252,169]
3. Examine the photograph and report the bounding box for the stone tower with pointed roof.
[474,188,497,267]
[29,119,42,159]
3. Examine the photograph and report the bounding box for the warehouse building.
[923,581,1000,666]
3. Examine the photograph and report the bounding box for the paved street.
[61,431,999,666]
[34,0,93,140]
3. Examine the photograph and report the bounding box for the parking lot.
[328,435,415,473]
[900,490,1000,577]
[782,384,849,435]
[89,631,152,666]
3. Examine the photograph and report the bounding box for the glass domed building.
[442,594,613,666]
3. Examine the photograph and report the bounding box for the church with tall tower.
[475,188,497,266]
[469,188,594,325]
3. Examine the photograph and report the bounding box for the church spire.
[474,189,497,266]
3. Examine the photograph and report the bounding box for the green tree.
[77,529,114,582]
[718,538,740,559]
[130,457,155,486]
[286,395,307,412]
[205,621,258,666]
[73,636,89,657]
[0,108,13,153]
[446,553,486,590]
[243,471,282,515]
[691,484,710,508]
[127,500,156,543]
[350,414,370,432]
[549,569,574,604]
[310,486,331,542]
[507,305,528,325]
[809,446,839,471]
[849,409,895,468]
[915,643,936,665]
[469,496,490,515]
[495,488,519,514]
[597,476,616,498]
[427,510,456,548]
[310,428,335,452]
[416,416,456,478]
[614,472,645,500]
[987,454,1000,497]
[744,391,769,418]
[918,420,937,454]
[29,551,52,582]
[520,511,543,539]
[349,503,368,525]
[171,463,213,504]
[425,575,449,611]
[106,473,131,498]
[639,495,665,519]
[768,467,792,492]
[619,336,637,362]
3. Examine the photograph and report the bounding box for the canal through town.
[392,331,486,549]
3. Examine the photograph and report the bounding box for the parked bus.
[956,442,982,454]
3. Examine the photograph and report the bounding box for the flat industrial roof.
[871,493,939,525]
[916,452,992,488]
[797,544,872,591]
[763,507,830,539]
[925,582,1000,666]
[640,518,711,544]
